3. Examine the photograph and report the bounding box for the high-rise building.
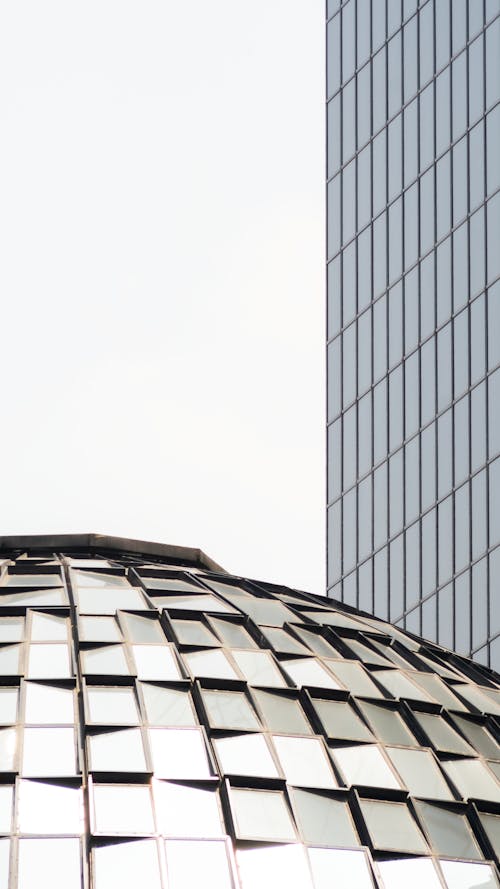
[0,533,499,887]
[326,1,500,667]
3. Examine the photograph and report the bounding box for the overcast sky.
[0,1,325,593]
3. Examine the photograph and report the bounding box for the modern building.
[326,1,500,667]
[0,532,499,888]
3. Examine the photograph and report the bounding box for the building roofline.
[0,533,226,573]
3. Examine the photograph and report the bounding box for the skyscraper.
[326,1,500,667]
[0,533,499,887]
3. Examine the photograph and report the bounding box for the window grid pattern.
[0,549,499,886]
[326,0,500,668]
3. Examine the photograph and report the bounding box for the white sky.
[0,1,325,594]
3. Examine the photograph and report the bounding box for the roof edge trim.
[0,533,226,573]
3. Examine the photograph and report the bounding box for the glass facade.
[0,537,498,887]
[326,0,500,668]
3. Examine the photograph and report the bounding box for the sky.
[0,1,325,594]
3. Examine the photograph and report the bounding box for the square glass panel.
[18,838,81,889]
[411,674,466,710]
[261,627,309,655]
[88,728,147,773]
[324,660,384,698]
[22,727,77,776]
[311,699,373,741]
[443,758,500,802]
[92,784,155,834]
[230,786,296,841]
[0,617,24,642]
[272,735,337,789]
[214,733,279,779]
[0,645,22,675]
[87,686,139,725]
[291,788,358,846]
[30,613,68,641]
[374,670,434,702]
[282,658,343,690]
[344,638,391,667]
[78,616,122,643]
[231,650,286,687]
[387,747,453,800]
[0,687,18,724]
[171,619,219,647]
[453,684,500,716]
[413,712,474,755]
[183,649,238,680]
[93,840,162,889]
[153,781,224,837]
[27,644,71,679]
[252,689,311,734]
[201,688,260,730]
[164,840,234,889]
[209,618,257,649]
[81,646,129,676]
[18,780,82,833]
[333,745,401,790]
[308,848,374,889]
[293,628,337,657]
[414,800,482,859]
[25,683,74,724]
[359,798,427,853]
[132,645,181,681]
[451,716,500,758]
[141,684,196,727]
[149,727,212,779]
[120,613,164,643]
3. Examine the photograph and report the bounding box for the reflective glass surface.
[230,787,296,841]
[326,0,500,675]
[0,544,497,887]
[153,781,224,837]
[92,784,154,834]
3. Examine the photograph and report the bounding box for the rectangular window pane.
[141,684,196,727]
[230,786,296,841]
[164,840,234,889]
[154,781,224,837]
[19,839,81,889]
[89,728,147,773]
[149,727,212,779]
[92,784,155,834]
[22,727,77,777]
[87,687,140,725]
[18,781,82,834]
[93,840,162,889]
[272,735,337,789]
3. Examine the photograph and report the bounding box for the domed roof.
[0,536,499,888]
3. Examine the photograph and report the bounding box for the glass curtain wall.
[327,0,500,668]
